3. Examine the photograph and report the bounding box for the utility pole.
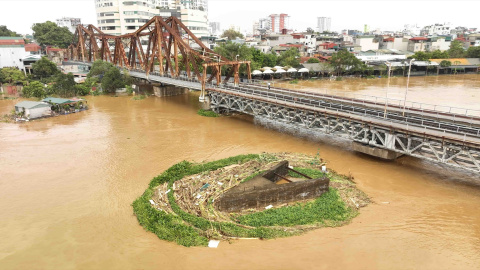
[403,59,415,117]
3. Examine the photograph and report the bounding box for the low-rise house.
[14,101,51,119]
[467,33,480,47]
[407,37,428,52]
[265,34,295,47]
[354,35,379,51]
[0,37,27,71]
[425,36,451,52]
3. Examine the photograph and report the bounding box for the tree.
[221,29,244,40]
[22,81,46,98]
[214,42,253,75]
[448,40,466,58]
[307,58,320,63]
[277,48,300,67]
[431,50,449,59]
[0,68,26,85]
[0,25,20,37]
[263,53,278,68]
[32,21,74,48]
[32,57,59,78]
[329,49,364,75]
[306,27,315,34]
[87,60,114,78]
[101,67,124,92]
[440,60,452,67]
[410,51,431,61]
[466,46,480,58]
[50,73,76,97]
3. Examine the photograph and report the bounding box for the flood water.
[1,74,480,269]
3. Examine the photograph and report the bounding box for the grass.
[235,189,353,227]
[132,155,361,247]
[133,95,146,100]
[288,167,327,179]
[197,109,219,117]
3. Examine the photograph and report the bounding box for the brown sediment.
[0,75,480,269]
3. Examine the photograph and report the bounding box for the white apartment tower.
[317,17,331,33]
[56,17,82,33]
[95,0,209,37]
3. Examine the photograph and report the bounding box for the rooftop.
[15,101,50,109]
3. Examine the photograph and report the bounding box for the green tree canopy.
[32,57,59,78]
[440,60,452,67]
[49,73,76,97]
[307,58,320,63]
[431,50,449,59]
[277,48,300,67]
[32,21,74,48]
[409,51,431,61]
[88,60,114,78]
[0,68,26,85]
[23,81,46,98]
[448,40,466,58]
[466,46,480,58]
[221,29,244,40]
[263,53,278,68]
[329,49,365,75]
[101,67,124,92]
[0,25,21,37]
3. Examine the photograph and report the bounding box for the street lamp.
[403,58,415,116]
[384,61,392,119]
[235,54,239,61]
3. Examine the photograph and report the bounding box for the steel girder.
[209,91,480,173]
[66,16,251,95]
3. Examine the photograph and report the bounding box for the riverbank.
[133,152,369,247]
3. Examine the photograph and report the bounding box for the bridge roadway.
[65,61,480,172]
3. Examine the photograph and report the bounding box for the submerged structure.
[216,161,330,212]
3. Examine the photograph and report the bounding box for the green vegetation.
[288,167,327,179]
[236,189,352,227]
[307,58,321,63]
[32,56,59,79]
[132,95,146,100]
[289,79,299,84]
[466,46,480,58]
[32,21,74,48]
[448,40,466,58]
[22,81,46,98]
[221,29,244,40]
[87,60,133,94]
[132,154,296,247]
[0,68,27,85]
[0,25,21,37]
[329,49,367,76]
[132,154,366,247]
[197,109,219,117]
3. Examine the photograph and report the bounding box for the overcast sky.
[1,0,479,35]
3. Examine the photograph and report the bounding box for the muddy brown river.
[1,75,480,269]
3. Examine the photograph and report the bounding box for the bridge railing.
[247,79,480,118]
[208,83,480,139]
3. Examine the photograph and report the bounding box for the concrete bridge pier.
[352,142,403,160]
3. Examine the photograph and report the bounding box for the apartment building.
[56,17,82,33]
[95,0,208,37]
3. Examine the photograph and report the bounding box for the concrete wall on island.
[215,161,330,212]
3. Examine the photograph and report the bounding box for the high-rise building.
[209,22,220,36]
[56,17,82,33]
[317,17,331,33]
[94,0,209,37]
[270,14,289,34]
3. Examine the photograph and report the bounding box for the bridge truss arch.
[67,16,251,98]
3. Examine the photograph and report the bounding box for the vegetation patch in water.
[132,153,369,247]
[197,109,219,117]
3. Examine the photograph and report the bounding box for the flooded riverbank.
[1,75,480,269]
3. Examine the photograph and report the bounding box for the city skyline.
[1,0,479,35]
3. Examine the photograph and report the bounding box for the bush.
[197,109,219,117]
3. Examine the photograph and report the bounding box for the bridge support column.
[352,142,403,160]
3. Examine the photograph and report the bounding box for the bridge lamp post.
[403,58,415,117]
[384,61,392,119]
